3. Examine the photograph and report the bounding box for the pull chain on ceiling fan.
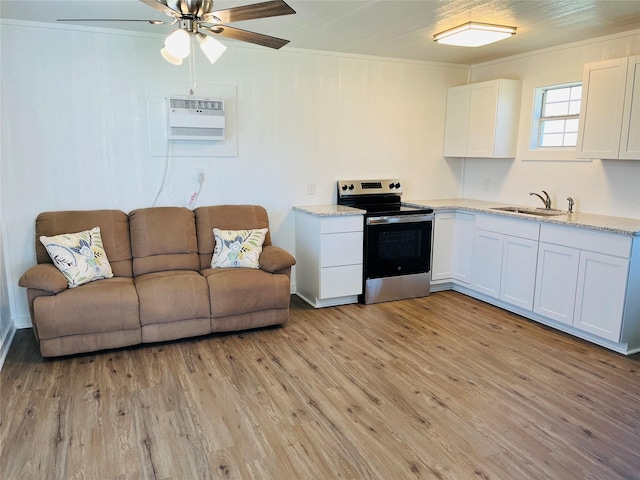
[58,0,296,65]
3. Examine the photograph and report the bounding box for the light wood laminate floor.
[2,291,639,479]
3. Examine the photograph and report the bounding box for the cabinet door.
[467,81,499,158]
[432,213,455,280]
[471,229,503,298]
[443,85,470,157]
[573,251,629,341]
[533,243,580,325]
[452,212,475,283]
[500,236,538,311]
[619,55,640,159]
[320,265,362,299]
[576,57,628,159]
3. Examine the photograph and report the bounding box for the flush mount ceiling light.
[434,22,516,47]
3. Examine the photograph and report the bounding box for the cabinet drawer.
[321,232,363,267]
[540,224,631,257]
[320,264,363,299]
[320,215,363,234]
[476,213,540,240]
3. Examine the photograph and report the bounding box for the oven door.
[364,213,433,280]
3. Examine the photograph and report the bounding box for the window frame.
[531,82,582,150]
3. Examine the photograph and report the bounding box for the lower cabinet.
[500,235,538,310]
[432,213,455,281]
[295,212,364,308]
[452,213,475,283]
[470,229,503,297]
[470,214,539,310]
[574,251,629,341]
[432,212,474,285]
[534,225,631,342]
[533,243,580,325]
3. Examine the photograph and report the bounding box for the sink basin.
[491,206,565,217]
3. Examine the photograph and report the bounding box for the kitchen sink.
[491,206,566,217]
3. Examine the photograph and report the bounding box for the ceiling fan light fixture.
[197,34,227,64]
[161,46,183,65]
[434,22,516,47]
[164,28,191,59]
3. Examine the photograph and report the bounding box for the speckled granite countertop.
[295,200,640,235]
[293,205,365,216]
[404,199,640,236]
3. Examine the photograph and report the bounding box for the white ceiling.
[1,0,639,65]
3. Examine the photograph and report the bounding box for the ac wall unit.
[166,96,225,141]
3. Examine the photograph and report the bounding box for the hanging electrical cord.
[188,170,205,209]
[153,140,172,207]
[189,39,197,95]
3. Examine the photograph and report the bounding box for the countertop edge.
[293,205,366,217]
[403,199,640,236]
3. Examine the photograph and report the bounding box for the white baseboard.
[14,315,32,329]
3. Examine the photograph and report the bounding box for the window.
[532,83,582,148]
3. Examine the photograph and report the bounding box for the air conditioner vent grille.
[166,96,225,141]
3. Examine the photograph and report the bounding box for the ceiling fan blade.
[208,25,290,49]
[138,0,181,18]
[210,0,295,24]
[57,18,170,25]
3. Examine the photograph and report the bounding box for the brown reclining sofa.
[19,205,296,357]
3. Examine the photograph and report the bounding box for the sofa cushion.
[194,205,272,270]
[202,267,291,318]
[211,228,268,269]
[32,277,139,339]
[35,210,133,277]
[40,227,114,288]
[135,270,210,326]
[129,207,200,276]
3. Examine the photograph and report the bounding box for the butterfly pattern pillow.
[211,228,268,269]
[39,227,114,288]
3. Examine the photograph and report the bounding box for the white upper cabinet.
[443,86,471,158]
[443,79,522,158]
[576,56,640,160]
[620,56,640,159]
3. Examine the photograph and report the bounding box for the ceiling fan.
[58,0,296,65]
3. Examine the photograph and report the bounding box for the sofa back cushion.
[129,207,200,276]
[35,210,133,277]
[194,205,272,270]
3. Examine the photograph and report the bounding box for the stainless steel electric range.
[337,179,434,304]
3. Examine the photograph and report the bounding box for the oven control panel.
[337,179,402,197]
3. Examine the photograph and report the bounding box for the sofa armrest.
[19,264,68,294]
[259,245,296,273]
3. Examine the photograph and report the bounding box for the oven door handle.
[366,214,434,225]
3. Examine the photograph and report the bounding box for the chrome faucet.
[530,190,552,209]
[567,197,574,213]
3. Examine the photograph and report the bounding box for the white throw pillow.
[211,228,268,269]
[39,226,114,288]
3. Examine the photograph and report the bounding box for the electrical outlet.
[307,182,316,195]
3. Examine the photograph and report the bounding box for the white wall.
[463,30,640,218]
[1,182,17,368]
[0,21,468,329]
